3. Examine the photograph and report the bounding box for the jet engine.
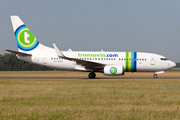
[103,65,124,75]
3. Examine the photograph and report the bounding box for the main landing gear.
[153,74,158,78]
[88,72,96,79]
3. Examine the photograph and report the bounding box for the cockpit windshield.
[161,58,168,61]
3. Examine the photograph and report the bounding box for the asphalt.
[0,77,180,80]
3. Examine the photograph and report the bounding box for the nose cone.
[170,61,176,68]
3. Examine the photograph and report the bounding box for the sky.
[0,0,180,62]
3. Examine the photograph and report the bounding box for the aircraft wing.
[53,44,105,69]
[5,49,32,56]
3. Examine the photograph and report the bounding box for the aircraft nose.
[169,61,176,68]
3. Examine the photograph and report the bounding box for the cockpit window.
[161,58,168,61]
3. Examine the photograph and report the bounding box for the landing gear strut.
[153,74,158,78]
[88,72,96,79]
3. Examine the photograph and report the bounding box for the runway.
[0,77,180,80]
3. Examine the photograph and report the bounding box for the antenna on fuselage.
[67,49,72,52]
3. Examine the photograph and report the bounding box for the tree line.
[0,53,52,71]
[0,53,179,71]
[176,62,180,68]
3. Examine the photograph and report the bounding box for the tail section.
[11,16,39,52]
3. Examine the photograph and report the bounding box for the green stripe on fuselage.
[126,52,131,72]
[125,52,137,72]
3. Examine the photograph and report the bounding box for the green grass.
[167,70,180,72]
[0,71,180,79]
[0,79,180,119]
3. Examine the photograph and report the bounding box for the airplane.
[6,16,176,79]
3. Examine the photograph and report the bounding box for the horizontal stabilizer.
[5,49,32,56]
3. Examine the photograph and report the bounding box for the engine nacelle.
[103,65,124,75]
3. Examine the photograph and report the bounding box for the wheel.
[154,74,158,78]
[88,72,96,79]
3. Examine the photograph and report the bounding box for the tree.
[0,53,52,71]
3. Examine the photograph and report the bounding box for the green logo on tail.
[18,28,36,47]
[15,25,39,51]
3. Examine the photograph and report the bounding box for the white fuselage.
[8,16,176,78]
[17,45,175,73]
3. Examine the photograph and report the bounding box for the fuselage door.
[150,56,155,65]
[43,55,47,64]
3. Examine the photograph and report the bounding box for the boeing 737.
[6,16,176,78]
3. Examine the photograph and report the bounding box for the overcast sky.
[0,1,180,62]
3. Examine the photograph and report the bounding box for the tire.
[154,74,158,78]
[88,72,96,79]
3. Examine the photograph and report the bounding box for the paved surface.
[0,77,180,80]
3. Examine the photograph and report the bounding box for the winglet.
[53,43,65,58]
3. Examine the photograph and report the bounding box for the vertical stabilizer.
[11,16,24,32]
[10,16,40,52]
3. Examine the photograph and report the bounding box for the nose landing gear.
[153,74,158,78]
[88,72,96,79]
